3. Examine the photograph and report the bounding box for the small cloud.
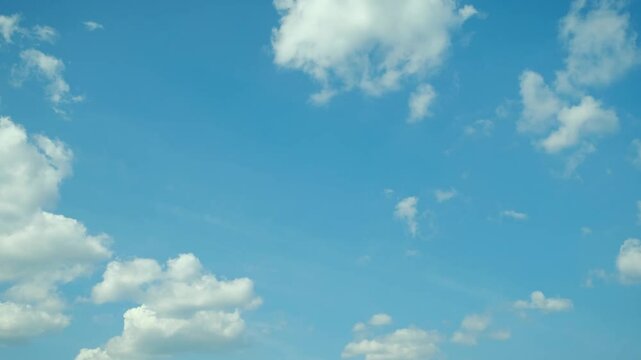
[451,314,503,346]
[369,313,392,327]
[464,119,494,137]
[408,83,436,123]
[434,188,457,203]
[500,210,528,221]
[513,291,573,313]
[0,14,21,43]
[395,196,419,237]
[616,238,641,284]
[352,322,367,332]
[637,201,641,225]
[32,25,58,43]
[383,188,395,198]
[11,49,83,115]
[83,20,104,31]
[580,226,592,236]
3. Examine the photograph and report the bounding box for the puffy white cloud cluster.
[513,291,573,313]
[519,71,618,154]
[0,117,111,343]
[555,0,641,93]
[76,253,261,360]
[271,0,477,120]
[517,0,639,174]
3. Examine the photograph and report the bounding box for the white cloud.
[616,238,641,284]
[500,210,528,221]
[352,322,367,332]
[369,313,392,327]
[540,96,617,153]
[555,0,641,93]
[0,14,21,43]
[83,21,104,31]
[517,0,637,173]
[460,314,490,332]
[0,302,69,342]
[434,188,457,203]
[342,327,442,360]
[581,226,593,235]
[32,25,58,43]
[408,84,437,123]
[450,314,507,346]
[518,72,618,154]
[77,253,261,359]
[518,70,563,134]
[11,49,83,114]
[451,313,490,346]
[513,291,573,313]
[272,0,476,105]
[395,196,419,237]
[0,117,111,343]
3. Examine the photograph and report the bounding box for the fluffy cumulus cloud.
[513,291,573,313]
[0,117,111,343]
[395,196,419,237]
[76,253,261,360]
[555,0,641,93]
[11,49,83,114]
[518,71,618,154]
[342,327,442,360]
[272,0,477,105]
[616,238,641,284]
[517,0,639,174]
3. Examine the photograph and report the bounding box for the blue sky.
[0,0,640,359]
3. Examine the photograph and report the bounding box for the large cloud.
[271,0,476,109]
[76,254,261,360]
[517,0,638,174]
[0,117,111,343]
[555,0,641,93]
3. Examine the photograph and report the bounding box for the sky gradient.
[0,1,640,359]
